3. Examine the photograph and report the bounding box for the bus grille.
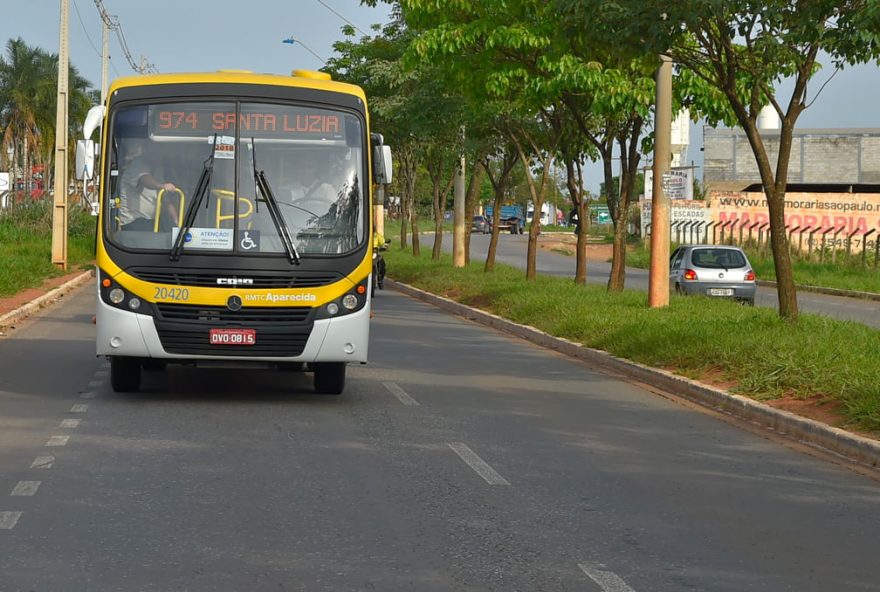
[154,304,314,357]
[155,304,312,323]
[128,267,341,288]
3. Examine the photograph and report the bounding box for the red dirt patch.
[0,270,88,317]
[765,394,851,430]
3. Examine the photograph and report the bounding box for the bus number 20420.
[154,287,190,301]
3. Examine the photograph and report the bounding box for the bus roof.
[107,70,367,104]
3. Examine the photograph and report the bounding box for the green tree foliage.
[0,38,94,198]
[584,0,880,320]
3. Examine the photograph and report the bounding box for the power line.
[71,0,102,58]
[314,0,369,37]
[92,0,158,74]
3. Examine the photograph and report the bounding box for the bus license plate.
[209,328,256,345]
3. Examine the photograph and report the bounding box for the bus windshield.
[106,101,365,256]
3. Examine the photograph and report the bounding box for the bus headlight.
[128,298,142,310]
[342,294,359,310]
[326,302,339,315]
[109,288,125,304]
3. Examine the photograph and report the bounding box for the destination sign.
[149,105,345,140]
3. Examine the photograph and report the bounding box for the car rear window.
[691,248,747,268]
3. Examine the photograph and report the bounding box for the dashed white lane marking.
[578,564,637,592]
[94,370,109,378]
[86,380,102,389]
[382,382,420,406]
[30,456,55,469]
[0,511,22,529]
[70,404,88,413]
[447,442,510,486]
[59,419,81,428]
[45,436,70,447]
[80,392,96,399]
[11,481,41,496]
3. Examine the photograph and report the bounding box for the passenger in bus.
[118,139,180,231]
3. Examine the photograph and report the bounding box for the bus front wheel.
[313,362,346,395]
[110,356,141,392]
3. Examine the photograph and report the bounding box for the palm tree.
[0,37,96,198]
[0,38,43,195]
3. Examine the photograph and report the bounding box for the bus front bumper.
[96,298,370,363]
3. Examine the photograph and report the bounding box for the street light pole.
[648,54,673,307]
[51,0,69,270]
[453,126,466,268]
[100,19,109,105]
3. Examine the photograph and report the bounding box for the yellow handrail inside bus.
[212,188,253,229]
[155,188,185,232]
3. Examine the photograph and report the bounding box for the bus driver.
[118,139,179,231]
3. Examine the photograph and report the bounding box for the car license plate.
[209,328,256,345]
[708,288,734,296]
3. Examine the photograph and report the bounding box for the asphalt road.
[453,233,880,328]
[2,286,880,591]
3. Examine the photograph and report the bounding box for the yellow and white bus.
[76,70,392,394]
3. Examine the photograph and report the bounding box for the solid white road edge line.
[448,442,510,486]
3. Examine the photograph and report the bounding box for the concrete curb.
[388,279,880,468]
[0,270,94,331]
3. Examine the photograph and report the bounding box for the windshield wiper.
[170,135,218,261]
[252,139,300,265]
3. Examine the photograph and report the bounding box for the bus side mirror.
[373,145,393,185]
[75,140,96,181]
[83,105,105,140]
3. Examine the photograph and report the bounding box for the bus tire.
[110,356,141,392]
[313,362,346,395]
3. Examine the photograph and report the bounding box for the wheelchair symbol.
[240,231,256,250]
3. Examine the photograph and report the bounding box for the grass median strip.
[0,200,95,298]
[385,248,880,433]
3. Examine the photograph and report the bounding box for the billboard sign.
[644,167,694,200]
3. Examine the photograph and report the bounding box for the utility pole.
[648,54,672,307]
[100,19,109,104]
[452,126,466,267]
[51,0,69,270]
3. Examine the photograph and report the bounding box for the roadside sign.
[590,204,610,224]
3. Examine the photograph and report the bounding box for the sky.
[2,1,879,191]
[0,0,390,86]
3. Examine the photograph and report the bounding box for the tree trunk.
[397,149,417,252]
[600,145,623,290]
[485,185,505,272]
[738,117,799,321]
[608,216,628,291]
[565,158,588,285]
[432,182,443,260]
